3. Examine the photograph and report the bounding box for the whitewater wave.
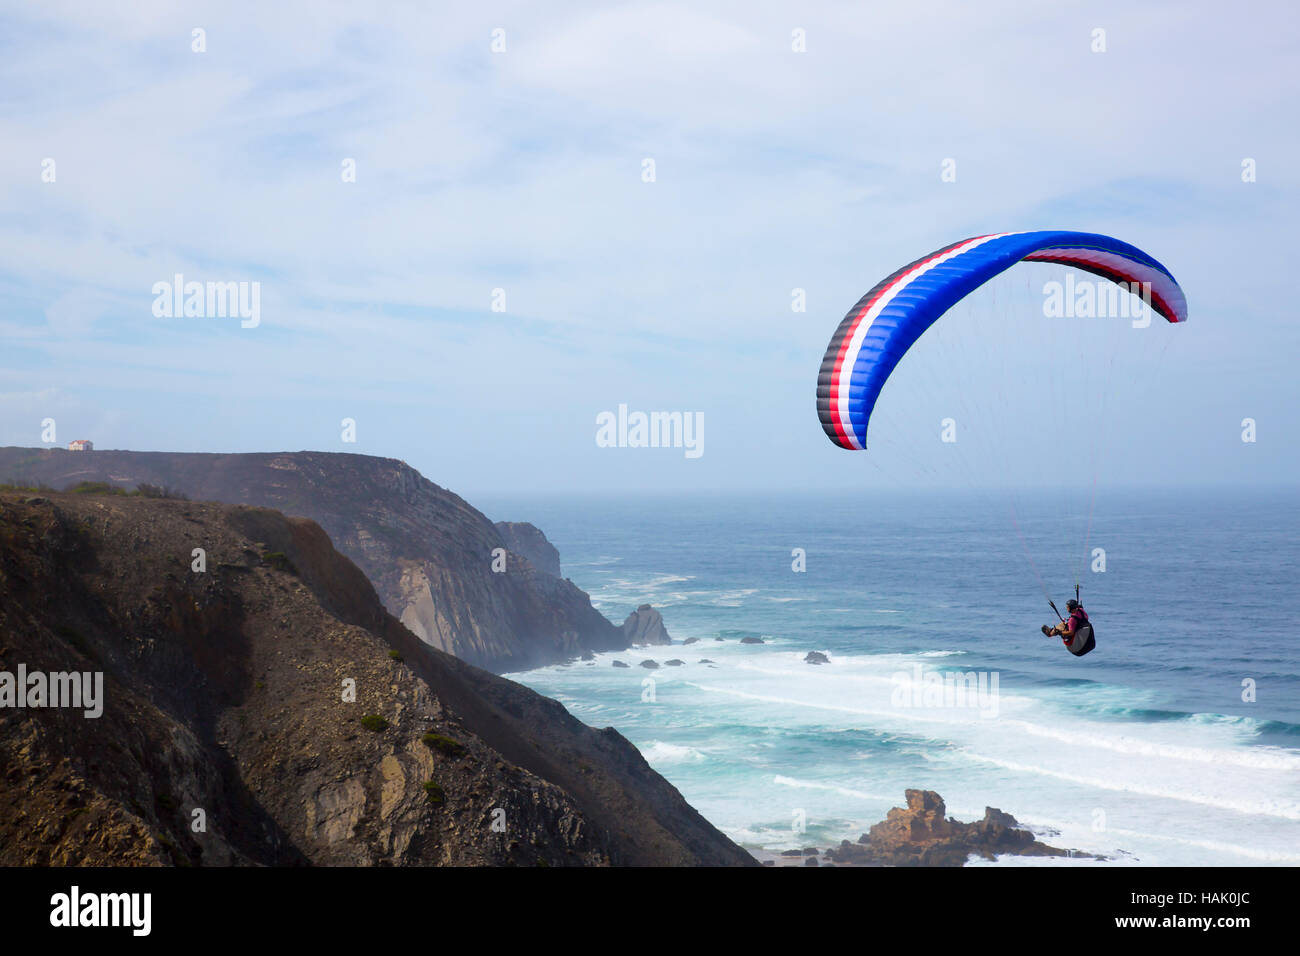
[1001,717,1300,771]
[641,741,708,764]
[1007,813,1300,865]
[772,775,895,803]
[957,751,1300,821]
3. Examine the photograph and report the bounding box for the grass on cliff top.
[1,480,57,494]
[71,481,134,495]
[0,480,189,499]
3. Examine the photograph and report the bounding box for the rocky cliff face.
[0,490,755,867]
[494,522,561,578]
[0,448,621,672]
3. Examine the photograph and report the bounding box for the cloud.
[0,1,1295,489]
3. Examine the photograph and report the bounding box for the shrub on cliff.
[421,733,466,758]
[261,551,298,575]
[70,481,132,496]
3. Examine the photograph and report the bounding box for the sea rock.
[683,637,699,645]
[819,789,1096,867]
[612,661,630,668]
[740,636,764,645]
[623,605,672,646]
[665,659,685,667]
[639,660,660,670]
[804,651,830,665]
[826,839,872,864]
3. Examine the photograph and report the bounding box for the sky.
[1,1,1296,496]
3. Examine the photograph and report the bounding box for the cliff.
[494,522,561,577]
[0,489,755,866]
[0,448,621,672]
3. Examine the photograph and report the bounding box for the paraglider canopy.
[816,231,1187,451]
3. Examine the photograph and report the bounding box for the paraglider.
[1042,595,1095,657]
[816,231,1188,657]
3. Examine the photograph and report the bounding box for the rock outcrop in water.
[820,789,1097,866]
[622,604,672,645]
[0,489,756,866]
[0,448,620,672]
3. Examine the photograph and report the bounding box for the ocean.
[479,487,1300,866]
